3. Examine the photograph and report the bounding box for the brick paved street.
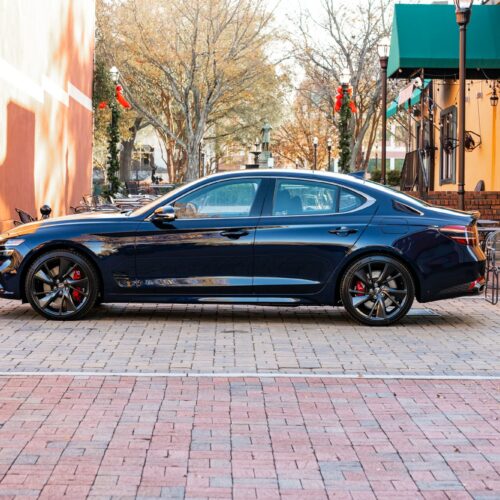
[0,297,498,499]
[0,376,498,499]
[0,298,498,376]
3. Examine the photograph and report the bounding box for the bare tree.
[293,0,392,170]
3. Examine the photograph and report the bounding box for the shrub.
[369,169,401,187]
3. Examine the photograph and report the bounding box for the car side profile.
[0,170,486,326]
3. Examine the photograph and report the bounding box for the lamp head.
[454,0,472,25]
[377,36,390,59]
[313,136,319,146]
[327,138,332,148]
[340,69,351,86]
[454,0,473,10]
[109,66,119,82]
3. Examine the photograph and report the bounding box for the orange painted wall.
[0,0,95,231]
[432,80,499,191]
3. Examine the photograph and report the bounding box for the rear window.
[272,179,367,216]
[339,188,365,212]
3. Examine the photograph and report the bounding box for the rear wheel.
[340,256,414,326]
[25,250,98,320]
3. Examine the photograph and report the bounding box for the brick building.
[0,0,95,230]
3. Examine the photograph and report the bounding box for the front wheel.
[25,250,98,320]
[340,256,415,326]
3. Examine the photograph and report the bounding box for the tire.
[25,249,98,320]
[340,255,415,326]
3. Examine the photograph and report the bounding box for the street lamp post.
[378,37,390,186]
[107,66,121,196]
[327,138,332,171]
[313,136,318,170]
[454,0,473,211]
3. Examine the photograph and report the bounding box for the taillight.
[439,224,479,246]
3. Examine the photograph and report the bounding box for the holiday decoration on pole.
[105,102,121,198]
[100,66,132,198]
[334,86,357,114]
[335,69,355,173]
[98,85,132,110]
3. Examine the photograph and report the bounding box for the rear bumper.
[419,260,486,302]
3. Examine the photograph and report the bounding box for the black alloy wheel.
[340,256,415,326]
[25,250,98,320]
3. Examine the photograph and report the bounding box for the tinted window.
[339,188,365,212]
[272,179,365,216]
[173,179,261,219]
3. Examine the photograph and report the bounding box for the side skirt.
[101,295,321,307]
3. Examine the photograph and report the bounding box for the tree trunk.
[185,143,200,181]
[119,117,143,181]
[119,139,135,181]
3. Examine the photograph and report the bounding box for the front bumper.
[0,248,24,300]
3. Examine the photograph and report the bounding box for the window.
[173,179,261,219]
[272,179,365,216]
[440,106,457,184]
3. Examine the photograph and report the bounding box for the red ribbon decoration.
[334,86,357,114]
[97,85,132,110]
[115,85,131,109]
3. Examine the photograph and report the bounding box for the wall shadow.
[0,101,36,228]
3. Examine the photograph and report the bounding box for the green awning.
[388,4,500,80]
[386,79,431,119]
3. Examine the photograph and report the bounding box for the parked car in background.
[0,170,486,325]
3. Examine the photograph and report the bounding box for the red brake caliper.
[71,269,82,302]
[355,280,365,296]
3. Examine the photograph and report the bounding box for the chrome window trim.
[145,174,376,222]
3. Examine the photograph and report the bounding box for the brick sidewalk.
[0,375,498,499]
[0,298,498,376]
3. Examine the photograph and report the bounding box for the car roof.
[204,168,357,182]
[203,168,380,192]
[203,168,432,210]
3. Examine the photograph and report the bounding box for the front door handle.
[220,229,249,239]
[329,226,358,236]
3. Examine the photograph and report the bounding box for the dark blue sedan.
[0,170,486,325]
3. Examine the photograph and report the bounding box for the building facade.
[0,0,95,230]
[387,2,499,219]
[432,79,498,192]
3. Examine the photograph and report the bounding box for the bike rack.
[484,230,499,305]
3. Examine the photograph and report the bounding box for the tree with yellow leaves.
[98,0,284,181]
[273,80,335,170]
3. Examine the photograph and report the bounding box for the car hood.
[1,211,130,239]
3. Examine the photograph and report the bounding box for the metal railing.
[400,150,429,192]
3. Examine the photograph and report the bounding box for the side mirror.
[153,205,176,222]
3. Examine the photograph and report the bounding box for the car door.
[134,177,267,297]
[253,177,377,295]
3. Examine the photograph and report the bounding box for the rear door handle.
[329,226,358,236]
[220,229,249,239]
